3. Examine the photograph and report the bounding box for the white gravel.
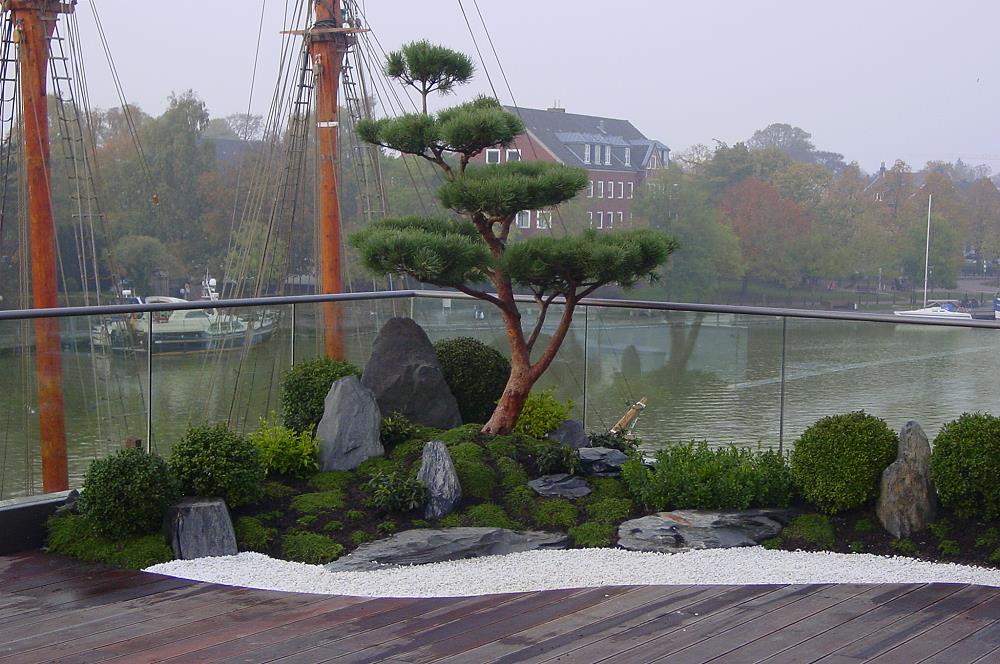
[145,548,1000,598]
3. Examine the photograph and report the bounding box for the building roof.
[505,106,667,172]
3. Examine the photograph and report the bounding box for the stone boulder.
[528,474,592,499]
[417,441,462,519]
[165,498,237,560]
[578,447,628,476]
[361,318,462,429]
[316,376,383,471]
[876,420,936,538]
[547,420,588,450]
[617,509,795,553]
[324,527,569,572]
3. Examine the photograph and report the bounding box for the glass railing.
[3,290,1000,500]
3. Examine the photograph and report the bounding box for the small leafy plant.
[248,413,318,477]
[380,412,418,448]
[513,390,573,438]
[366,471,429,512]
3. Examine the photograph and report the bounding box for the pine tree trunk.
[482,368,532,435]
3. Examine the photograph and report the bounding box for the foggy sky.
[77,0,1000,174]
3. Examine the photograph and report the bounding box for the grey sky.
[80,1,1000,174]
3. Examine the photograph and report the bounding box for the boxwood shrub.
[434,337,510,424]
[78,447,180,538]
[513,389,573,439]
[280,357,361,432]
[169,423,265,508]
[790,411,897,514]
[930,412,1000,519]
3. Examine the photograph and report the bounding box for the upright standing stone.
[361,318,462,429]
[166,498,237,560]
[548,420,588,449]
[316,376,384,471]
[876,420,936,538]
[417,441,462,519]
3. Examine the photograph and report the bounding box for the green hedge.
[434,337,510,424]
[78,448,180,538]
[931,412,1000,519]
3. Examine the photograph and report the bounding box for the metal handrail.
[3,287,1000,329]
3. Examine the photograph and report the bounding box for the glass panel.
[584,307,784,452]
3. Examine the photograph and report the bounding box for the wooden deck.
[1,552,1000,663]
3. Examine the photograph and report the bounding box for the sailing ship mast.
[8,0,71,492]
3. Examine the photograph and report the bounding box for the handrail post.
[145,313,153,453]
[582,305,589,433]
[778,316,787,454]
[290,302,297,366]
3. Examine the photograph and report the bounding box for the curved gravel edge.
[145,548,1000,598]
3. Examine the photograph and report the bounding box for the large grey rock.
[548,420,589,450]
[528,473,592,499]
[417,441,461,519]
[316,376,384,471]
[578,447,628,476]
[325,527,569,572]
[877,420,936,538]
[166,497,237,560]
[361,318,461,429]
[617,509,795,553]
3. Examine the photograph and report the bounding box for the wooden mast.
[311,1,348,359]
[9,0,71,492]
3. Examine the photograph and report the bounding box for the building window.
[587,180,593,198]
[584,144,591,164]
[628,182,634,199]
[608,211,615,228]
[607,181,614,199]
[605,147,611,165]
[515,210,531,228]
[597,211,604,229]
[506,149,521,162]
[536,210,551,229]
[624,148,631,166]
[617,211,624,227]
[597,181,604,198]
[618,181,624,198]
[486,149,500,164]
[587,211,593,227]
[594,144,602,164]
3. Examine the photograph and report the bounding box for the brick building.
[470,105,670,235]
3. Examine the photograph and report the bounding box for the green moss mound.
[584,497,633,524]
[47,514,173,569]
[783,514,836,549]
[496,456,529,489]
[533,498,578,529]
[280,357,361,433]
[234,516,276,552]
[308,471,354,492]
[570,522,616,548]
[503,485,538,523]
[169,423,265,508]
[930,412,1000,520]
[77,448,180,538]
[290,490,346,514]
[434,337,511,424]
[446,503,522,529]
[281,531,345,564]
[790,412,897,514]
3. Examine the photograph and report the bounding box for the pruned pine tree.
[352,43,676,435]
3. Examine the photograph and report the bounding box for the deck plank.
[2,553,1000,664]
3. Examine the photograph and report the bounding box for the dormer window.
[624,148,631,166]
[605,147,611,165]
[583,144,591,164]
[594,144,603,164]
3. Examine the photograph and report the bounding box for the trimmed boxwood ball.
[169,423,265,508]
[434,337,511,424]
[790,411,897,515]
[280,356,361,432]
[78,448,180,538]
[931,412,1000,519]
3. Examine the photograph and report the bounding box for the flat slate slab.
[618,508,796,553]
[528,474,591,499]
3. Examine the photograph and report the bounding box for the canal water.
[3,297,999,499]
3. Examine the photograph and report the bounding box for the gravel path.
[145,548,1000,598]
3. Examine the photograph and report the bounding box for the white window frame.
[618,181,625,199]
[628,181,634,199]
[486,148,501,164]
[506,148,521,162]
[624,148,631,166]
[608,210,615,228]
[587,211,593,227]
[594,144,602,164]
[606,181,613,198]
[617,211,624,227]
[605,146,612,165]
[587,180,594,198]
[583,144,591,164]
[597,211,604,229]
[597,181,604,198]
[536,210,552,229]
[515,210,531,228]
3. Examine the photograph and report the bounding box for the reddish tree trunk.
[482,361,532,435]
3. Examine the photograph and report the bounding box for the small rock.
[578,447,628,476]
[165,497,237,560]
[54,489,79,516]
[876,420,936,538]
[617,509,795,553]
[325,527,569,572]
[528,474,592,499]
[417,441,462,520]
[547,420,588,449]
[361,318,462,429]
[315,376,384,472]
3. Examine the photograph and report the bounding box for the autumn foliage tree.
[351,42,675,434]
